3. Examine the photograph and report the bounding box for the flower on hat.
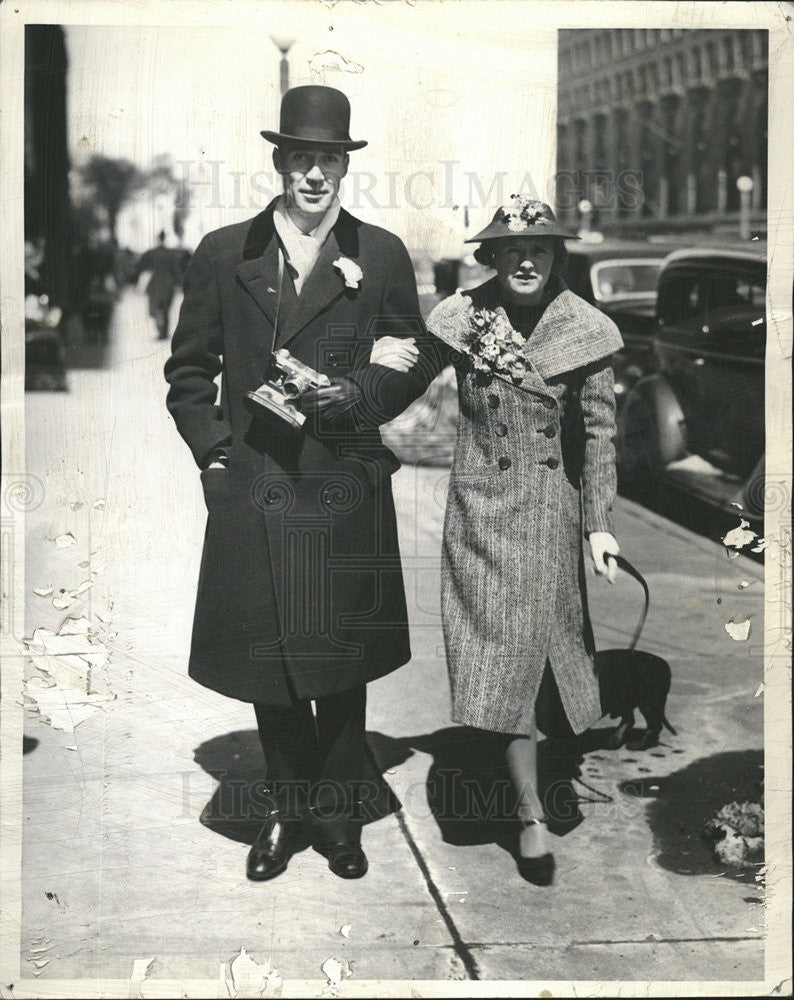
[501,194,551,233]
[333,257,363,289]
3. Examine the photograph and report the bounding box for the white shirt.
[272,195,341,295]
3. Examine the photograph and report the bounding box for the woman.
[383,197,622,885]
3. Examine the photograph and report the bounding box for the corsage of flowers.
[502,194,552,233]
[465,306,530,383]
[333,257,363,289]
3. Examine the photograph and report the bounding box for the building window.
[753,30,768,67]
[706,40,718,79]
[594,113,608,170]
[673,54,684,89]
[723,34,735,73]
[739,31,753,69]
[690,47,703,84]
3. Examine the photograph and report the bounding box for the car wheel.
[742,455,766,523]
[617,377,687,491]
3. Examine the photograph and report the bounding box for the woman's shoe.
[246,811,298,881]
[516,818,555,886]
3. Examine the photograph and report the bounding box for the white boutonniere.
[333,257,363,289]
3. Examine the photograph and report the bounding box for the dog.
[595,647,677,751]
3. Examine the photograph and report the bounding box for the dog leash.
[609,554,650,651]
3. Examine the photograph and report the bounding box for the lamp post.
[271,36,295,98]
[736,175,754,240]
[577,198,592,235]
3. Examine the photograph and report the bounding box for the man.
[135,230,183,339]
[164,85,438,881]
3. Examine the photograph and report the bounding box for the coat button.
[487,393,500,409]
[539,425,556,438]
[498,456,512,471]
[541,457,559,469]
[322,490,332,505]
[542,397,555,409]
[495,423,508,437]
[263,492,275,505]
[327,353,339,366]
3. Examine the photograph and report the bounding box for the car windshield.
[590,259,662,302]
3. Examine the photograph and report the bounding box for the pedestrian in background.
[136,230,183,339]
[386,197,623,885]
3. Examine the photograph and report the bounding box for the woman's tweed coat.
[427,276,623,736]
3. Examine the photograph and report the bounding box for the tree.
[76,156,146,241]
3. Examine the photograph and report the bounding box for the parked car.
[564,238,680,409]
[616,243,766,525]
[25,294,67,391]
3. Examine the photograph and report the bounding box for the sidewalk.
[15,289,767,994]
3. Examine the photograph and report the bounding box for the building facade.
[556,29,768,234]
[25,25,73,310]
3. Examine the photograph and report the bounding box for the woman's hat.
[465,197,578,242]
[261,85,368,150]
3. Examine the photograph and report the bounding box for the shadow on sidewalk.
[619,748,764,882]
[368,726,589,852]
[192,728,401,846]
[191,726,622,851]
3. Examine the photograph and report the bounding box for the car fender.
[617,374,688,481]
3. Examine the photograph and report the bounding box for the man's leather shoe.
[315,838,369,879]
[246,812,296,881]
[311,816,368,879]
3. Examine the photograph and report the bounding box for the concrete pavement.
[14,288,767,994]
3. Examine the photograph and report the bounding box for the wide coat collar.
[234,198,362,350]
[438,276,623,392]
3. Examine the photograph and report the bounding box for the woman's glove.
[370,336,419,372]
[299,377,362,425]
[589,531,620,584]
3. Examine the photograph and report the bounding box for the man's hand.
[370,336,419,372]
[299,377,362,423]
[589,531,620,584]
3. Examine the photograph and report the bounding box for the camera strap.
[273,247,285,346]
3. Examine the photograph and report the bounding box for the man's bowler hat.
[261,85,368,150]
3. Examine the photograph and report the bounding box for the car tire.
[742,454,766,523]
[617,376,687,491]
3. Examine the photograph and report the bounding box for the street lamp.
[577,198,593,236]
[736,175,754,240]
[271,35,295,98]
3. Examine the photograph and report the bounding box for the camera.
[244,348,331,430]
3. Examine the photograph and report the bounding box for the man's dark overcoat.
[165,200,438,705]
